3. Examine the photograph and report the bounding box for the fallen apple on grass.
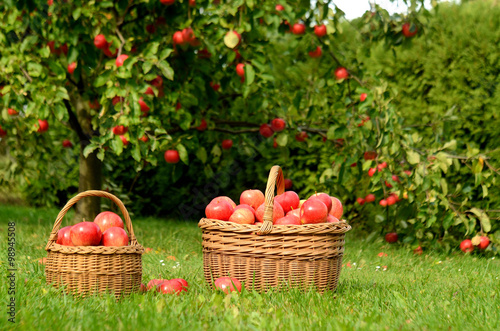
[214,277,242,294]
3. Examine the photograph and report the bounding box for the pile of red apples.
[56,211,129,247]
[205,189,344,225]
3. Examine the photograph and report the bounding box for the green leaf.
[177,143,189,164]
[407,150,420,165]
[27,62,43,77]
[83,143,98,158]
[131,143,141,162]
[142,61,153,74]
[440,178,448,195]
[73,7,82,20]
[469,208,491,232]
[245,65,255,85]
[276,133,288,146]
[196,147,207,164]
[94,71,111,87]
[442,139,457,151]
[111,136,123,156]
[159,48,173,60]
[211,144,222,158]
[157,60,174,80]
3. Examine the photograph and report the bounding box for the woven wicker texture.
[45,190,143,298]
[199,165,351,292]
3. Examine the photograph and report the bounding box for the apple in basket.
[329,196,343,220]
[94,211,124,232]
[308,193,332,212]
[255,201,284,223]
[239,189,265,210]
[70,222,102,246]
[275,215,301,225]
[300,199,328,224]
[274,191,300,213]
[57,225,74,246]
[286,209,301,221]
[214,277,242,294]
[205,199,234,221]
[233,204,256,216]
[228,208,255,224]
[102,227,129,246]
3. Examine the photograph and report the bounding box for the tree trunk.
[76,149,102,221]
[68,93,103,221]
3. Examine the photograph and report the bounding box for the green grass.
[1,205,499,331]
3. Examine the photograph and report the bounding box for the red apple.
[62,139,73,148]
[157,280,183,295]
[102,227,129,246]
[8,108,19,116]
[37,119,49,133]
[197,118,207,131]
[56,225,73,246]
[173,31,184,45]
[188,0,196,6]
[275,215,301,225]
[270,118,286,132]
[70,222,102,246]
[214,277,242,294]
[115,54,129,67]
[94,34,108,49]
[377,161,388,170]
[112,125,128,135]
[284,178,293,190]
[329,196,343,220]
[255,202,285,223]
[205,200,233,221]
[314,24,327,37]
[119,135,129,146]
[103,46,118,57]
[222,139,233,150]
[145,24,156,34]
[478,236,490,250]
[379,199,387,207]
[140,284,147,292]
[234,204,256,216]
[210,82,220,91]
[386,195,397,206]
[138,97,150,112]
[240,189,265,210]
[170,278,189,292]
[308,193,332,212]
[295,132,308,142]
[147,279,168,290]
[326,215,340,223]
[365,194,376,203]
[259,124,274,138]
[229,208,255,224]
[460,239,474,253]
[151,75,163,88]
[334,67,349,80]
[404,170,412,176]
[291,23,306,35]
[93,211,124,233]
[356,197,365,205]
[89,99,100,109]
[275,4,284,11]
[360,93,368,102]
[0,126,6,137]
[164,150,180,164]
[210,196,237,209]
[286,208,301,221]
[308,46,322,58]
[402,22,418,38]
[414,246,423,255]
[368,168,377,177]
[160,0,176,5]
[364,151,377,160]
[226,30,242,47]
[300,199,328,224]
[273,138,278,148]
[236,63,245,77]
[274,191,300,213]
[385,232,398,243]
[139,135,149,142]
[67,62,76,74]
[112,96,123,106]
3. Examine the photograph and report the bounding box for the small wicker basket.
[45,190,144,298]
[199,165,351,293]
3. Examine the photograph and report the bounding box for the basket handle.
[256,165,285,235]
[45,190,138,250]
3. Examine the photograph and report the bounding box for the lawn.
[1,205,499,331]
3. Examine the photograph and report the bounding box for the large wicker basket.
[199,165,351,292]
[45,190,144,298]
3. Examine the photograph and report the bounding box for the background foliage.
[0,0,498,253]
